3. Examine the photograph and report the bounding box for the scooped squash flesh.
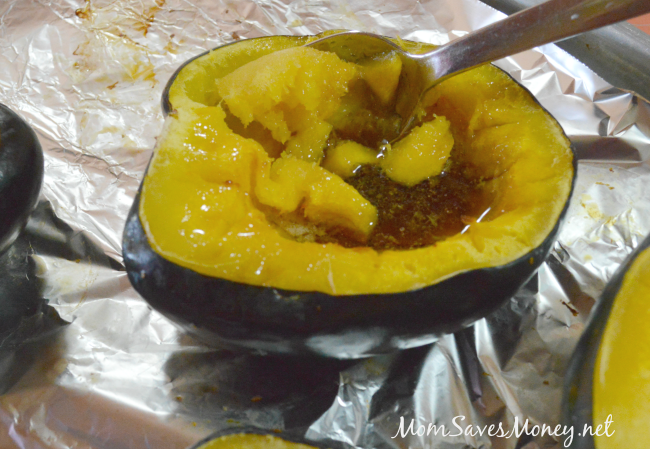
[381,117,454,186]
[140,36,574,295]
[593,245,650,448]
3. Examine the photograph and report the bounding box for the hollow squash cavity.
[140,35,574,295]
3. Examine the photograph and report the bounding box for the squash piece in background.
[0,104,43,253]
[593,244,650,449]
[196,433,317,449]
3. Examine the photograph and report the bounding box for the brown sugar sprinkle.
[337,160,488,250]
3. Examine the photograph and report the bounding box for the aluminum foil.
[1,0,649,448]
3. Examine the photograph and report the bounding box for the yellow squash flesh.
[358,51,402,104]
[140,35,573,295]
[322,140,379,178]
[196,434,318,449]
[381,117,454,186]
[593,246,650,448]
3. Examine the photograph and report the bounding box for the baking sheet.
[1,0,649,448]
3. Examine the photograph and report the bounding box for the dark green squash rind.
[561,233,650,449]
[123,36,577,358]
[188,426,352,449]
[0,103,44,253]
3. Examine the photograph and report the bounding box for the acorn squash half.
[189,426,350,449]
[563,233,650,449]
[122,34,576,358]
[0,103,44,253]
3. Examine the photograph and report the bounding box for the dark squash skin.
[562,233,650,449]
[0,103,43,253]
[123,185,574,357]
[122,36,577,358]
[189,426,352,449]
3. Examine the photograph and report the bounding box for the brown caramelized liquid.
[321,75,489,250]
[239,74,490,251]
[335,161,486,250]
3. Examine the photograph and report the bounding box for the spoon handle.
[423,0,650,86]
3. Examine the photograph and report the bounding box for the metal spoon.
[307,0,650,141]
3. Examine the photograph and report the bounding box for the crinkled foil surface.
[1,0,649,448]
